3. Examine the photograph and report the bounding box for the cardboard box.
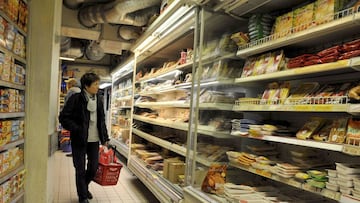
[168,162,185,183]
[162,157,181,179]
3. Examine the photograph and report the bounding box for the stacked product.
[197,143,232,162]
[306,170,328,189]
[0,119,24,146]
[230,119,258,136]
[198,59,242,81]
[335,163,360,196]
[241,50,286,77]
[134,148,163,170]
[0,169,25,203]
[248,14,273,41]
[0,147,24,176]
[270,163,300,179]
[199,89,235,104]
[0,52,13,82]
[0,88,24,112]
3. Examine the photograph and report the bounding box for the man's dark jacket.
[59,92,109,146]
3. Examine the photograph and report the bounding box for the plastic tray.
[340,186,352,195]
[336,163,360,174]
[326,182,339,191]
[337,179,354,188]
[327,169,337,178]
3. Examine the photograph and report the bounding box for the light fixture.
[112,59,135,79]
[99,82,112,89]
[133,5,193,55]
[59,56,75,61]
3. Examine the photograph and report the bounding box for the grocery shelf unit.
[183,1,360,203]
[0,1,27,202]
[110,57,135,160]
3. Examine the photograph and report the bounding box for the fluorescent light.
[60,56,75,61]
[134,5,193,55]
[99,82,112,89]
[112,59,135,79]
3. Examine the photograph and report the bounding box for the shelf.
[198,103,233,111]
[0,10,26,36]
[110,139,129,159]
[133,115,232,138]
[183,186,228,203]
[0,139,25,152]
[10,189,24,203]
[0,164,24,184]
[137,61,193,83]
[233,103,360,113]
[128,155,183,203]
[113,106,132,109]
[115,95,132,101]
[135,101,189,108]
[138,86,189,96]
[133,115,188,131]
[236,9,360,58]
[0,112,25,119]
[234,58,359,85]
[232,134,343,152]
[113,86,132,95]
[230,163,339,201]
[132,128,186,156]
[179,79,235,89]
[0,80,25,90]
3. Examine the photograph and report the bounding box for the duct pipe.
[61,37,84,59]
[63,0,112,10]
[85,41,105,61]
[118,25,141,41]
[78,0,161,28]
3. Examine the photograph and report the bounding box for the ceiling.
[60,0,163,68]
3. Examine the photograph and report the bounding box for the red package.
[287,61,303,69]
[99,146,117,165]
[320,55,338,63]
[291,54,313,61]
[317,46,342,57]
[304,59,321,66]
[339,50,360,60]
[307,55,320,60]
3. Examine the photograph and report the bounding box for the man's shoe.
[79,199,89,203]
[87,191,93,199]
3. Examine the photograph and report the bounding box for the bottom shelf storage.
[128,155,184,203]
[183,186,227,203]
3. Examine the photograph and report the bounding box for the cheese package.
[296,117,325,140]
[345,118,360,145]
[293,3,315,32]
[314,0,348,25]
[273,11,293,38]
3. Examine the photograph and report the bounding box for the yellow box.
[168,162,185,183]
[163,157,181,179]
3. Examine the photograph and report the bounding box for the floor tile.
[53,151,159,203]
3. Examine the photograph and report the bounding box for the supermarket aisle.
[53,151,159,203]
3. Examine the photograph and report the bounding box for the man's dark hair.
[80,72,100,89]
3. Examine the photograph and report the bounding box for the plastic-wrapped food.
[241,57,257,77]
[273,12,293,38]
[346,118,360,145]
[201,164,227,195]
[296,117,325,140]
[293,3,315,32]
[314,0,347,25]
[328,117,348,143]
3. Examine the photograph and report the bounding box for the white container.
[328,177,338,184]
[340,186,353,195]
[354,179,360,190]
[337,179,354,188]
[336,163,360,175]
[353,189,360,199]
[327,169,337,178]
[326,182,340,191]
[338,173,360,181]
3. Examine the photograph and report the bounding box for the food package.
[293,3,315,32]
[230,32,249,46]
[313,120,332,141]
[296,117,325,140]
[345,118,360,145]
[273,11,293,38]
[314,0,348,25]
[241,57,256,77]
[17,0,28,32]
[248,14,273,41]
[201,164,227,195]
[0,16,7,47]
[328,117,348,143]
[266,50,285,73]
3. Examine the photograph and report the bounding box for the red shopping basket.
[94,162,122,186]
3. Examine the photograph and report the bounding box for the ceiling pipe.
[61,37,85,59]
[63,0,112,10]
[85,41,105,61]
[78,0,161,28]
[118,25,141,41]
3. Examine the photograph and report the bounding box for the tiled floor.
[53,151,159,203]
